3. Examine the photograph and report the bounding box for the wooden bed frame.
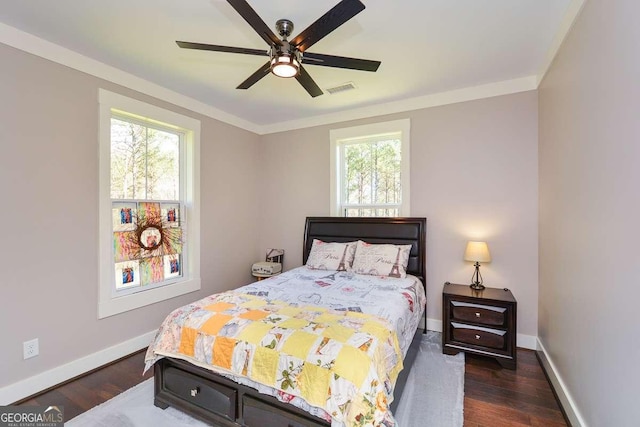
[153,216,427,427]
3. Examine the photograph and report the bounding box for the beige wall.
[0,43,261,387]
[258,92,539,338]
[538,0,640,425]
[0,32,540,394]
[6,3,637,421]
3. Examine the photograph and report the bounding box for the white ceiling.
[0,0,576,131]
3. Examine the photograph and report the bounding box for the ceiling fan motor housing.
[275,19,294,39]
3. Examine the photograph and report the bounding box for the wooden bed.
[153,216,427,427]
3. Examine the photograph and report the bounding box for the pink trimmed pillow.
[351,240,412,278]
[305,239,357,271]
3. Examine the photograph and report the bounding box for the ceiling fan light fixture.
[177,0,380,96]
[270,52,300,78]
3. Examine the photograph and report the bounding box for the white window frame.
[330,119,411,216]
[98,89,201,319]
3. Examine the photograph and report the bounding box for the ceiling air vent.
[326,82,357,95]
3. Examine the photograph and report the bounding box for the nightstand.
[442,282,517,369]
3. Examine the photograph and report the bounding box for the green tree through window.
[344,138,401,216]
[110,118,180,201]
[331,119,410,217]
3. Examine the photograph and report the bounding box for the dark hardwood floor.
[464,350,567,427]
[19,347,567,426]
[18,350,154,421]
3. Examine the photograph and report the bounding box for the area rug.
[66,331,464,427]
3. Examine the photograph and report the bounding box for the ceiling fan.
[176,0,381,97]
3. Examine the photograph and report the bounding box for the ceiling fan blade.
[295,65,323,97]
[227,0,282,47]
[176,41,268,57]
[302,52,380,72]
[291,0,365,52]
[236,61,272,90]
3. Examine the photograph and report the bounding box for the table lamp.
[464,241,491,290]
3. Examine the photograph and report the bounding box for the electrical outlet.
[23,338,39,359]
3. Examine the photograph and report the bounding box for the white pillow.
[351,240,412,278]
[305,239,357,271]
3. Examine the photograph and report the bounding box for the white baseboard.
[0,320,540,405]
[426,317,443,332]
[425,317,537,350]
[516,333,537,350]
[0,330,156,405]
[537,338,587,427]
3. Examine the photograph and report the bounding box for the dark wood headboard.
[303,217,427,284]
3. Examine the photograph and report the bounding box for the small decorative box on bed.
[146,217,427,427]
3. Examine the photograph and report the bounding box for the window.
[330,119,410,217]
[98,90,200,318]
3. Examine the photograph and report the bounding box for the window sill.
[98,277,201,319]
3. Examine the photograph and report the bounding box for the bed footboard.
[154,357,329,427]
[153,328,422,427]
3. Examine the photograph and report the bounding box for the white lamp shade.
[464,241,491,263]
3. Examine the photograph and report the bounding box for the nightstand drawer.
[451,301,506,326]
[450,322,506,350]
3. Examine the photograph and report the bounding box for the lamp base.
[469,262,485,290]
[469,282,485,291]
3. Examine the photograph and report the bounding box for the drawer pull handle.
[475,334,481,340]
[475,312,481,318]
[190,387,200,397]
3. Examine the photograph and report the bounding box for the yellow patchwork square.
[237,322,273,344]
[278,306,302,317]
[252,346,278,385]
[278,318,309,330]
[323,324,354,343]
[178,327,198,357]
[346,311,368,319]
[280,331,318,360]
[266,299,286,309]
[302,305,327,313]
[212,336,237,369]
[239,310,268,321]
[360,321,389,342]
[240,298,266,309]
[204,302,234,312]
[299,363,330,407]
[345,398,371,424]
[199,314,233,335]
[334,345,370,387]
[315,313,339,324]
[389,360,403,384]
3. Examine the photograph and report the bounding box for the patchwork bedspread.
[145,267,426,427]
[238,267,426,357]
